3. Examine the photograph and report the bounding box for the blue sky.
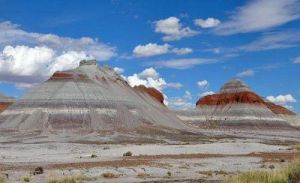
[0,0,299,113]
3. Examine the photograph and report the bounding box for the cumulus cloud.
[113,67,124,74]
[168,91,194,110]
[200,91,215,97]
[133,43,171,57]
[266,94,297,105]
[137,67,160,79]
[125,67,182,91]
[0,45,92,86]
[237,69,255,77]
[0,21,116,86]
[214,0,300,35]
[293,56,300,63]
[150,58,217,69]
[133,43,192,57]
[194,18,220,28]
[154,17,199,41]
[197,80,209,89]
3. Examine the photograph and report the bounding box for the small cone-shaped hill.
[0,60,188,133]
[177,79,295,130]
[0,93,15,112]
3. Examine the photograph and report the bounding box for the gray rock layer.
[0,62,187,132]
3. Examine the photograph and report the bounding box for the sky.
[0,0,299,113]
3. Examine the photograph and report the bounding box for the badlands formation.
[0,93,14,112]
[0,60,189,137]
[177,79,297,129]
[0,61,300,183]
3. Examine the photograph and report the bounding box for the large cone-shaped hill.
[0,60,188,133]
[177,79,295,130]
[0,93,15,113]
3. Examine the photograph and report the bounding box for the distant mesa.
[0,60,188,135]
[177,79,296,130]
[0,93,15,112]
[133,85,164,105]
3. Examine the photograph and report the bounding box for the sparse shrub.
[123,151,132,156]
[167,171,172,177]
[91,154,97,158]
[268,165,275,170]
[23,176,30,182]
[102,172,117,179]
[226,159,300,183]
[103,146,110,150]
[33,167,44,175]
[137,173,150,179]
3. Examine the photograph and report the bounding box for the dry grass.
[46,175,94,183]
[226,159,300,183]
[0,176,5,183]
[101,172,118,179]
[23,176,30,182]
[294,144,300,151]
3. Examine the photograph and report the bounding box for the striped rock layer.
[177,79,295,130]
[133,85,164,105]
[0,94,15,112]
[0,61,187,132]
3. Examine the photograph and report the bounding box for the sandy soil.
[0,129,300,183]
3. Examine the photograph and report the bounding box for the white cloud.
[197,80,209,89]
[214,0,300,35]
[266,94,297,105]
[0,45,91,85]
[239,31,300,52]
[133,43,171,57]
[237,69,255,77]
[165,82,183,89]
[133,43,192,57]
[194,18,220,28]
[172,48,193,55]
[293,56,300,63]
[137,67,159,79]
[168,90,194,110]
[200,91,215,97]
[0,21,116,60]
[125,67,183,93]
[154,17,199,41]
[151,58,217,69]
[113,67,124,74]
[0,21,117,86]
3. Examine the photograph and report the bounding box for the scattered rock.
[33,167,44,175]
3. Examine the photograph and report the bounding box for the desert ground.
[1,129,300,183]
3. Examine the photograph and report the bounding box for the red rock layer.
[196,91,265,106]
[0,102,13,112]
[134,85,164,105]
[196,91,296,115]
[49,71,88,81]
[265,102,296,115]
